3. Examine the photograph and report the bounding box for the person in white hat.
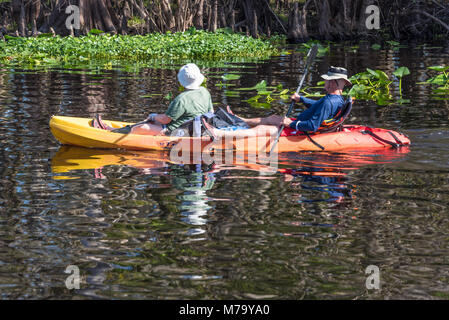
[202,66,352,139]
[129,63,213,135]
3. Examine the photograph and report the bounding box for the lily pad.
[393,67,410,78]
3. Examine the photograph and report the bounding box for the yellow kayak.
[49,115,411,152]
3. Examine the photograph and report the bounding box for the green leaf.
[221,73,241,81]
[371,44,381,50]
[254,80,267,91]
[366,68,379,79]
[387,41,400,46]
[378,70,389,82]
[349,84,367,95]
[393,66,410,78]
[88,29,104,35]
[376,95,392,106]
[427,66,449,72]
[426,74,447,85]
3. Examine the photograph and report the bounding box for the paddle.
[111,117,153,134]
[269,44,318,154]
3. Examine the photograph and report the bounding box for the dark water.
[1,42,448,299]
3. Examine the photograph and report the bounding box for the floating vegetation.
[422,66,449,96]
[297,40,330,57]
[0,28,284,71]
[341,68,392,105]
[346,67,412,105]
[240,80,290,108]
[241,66,415,108]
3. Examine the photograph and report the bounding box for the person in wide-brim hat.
[200,66,353,139]
[320,66,352,87]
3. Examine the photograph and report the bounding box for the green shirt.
[165,87,214,132]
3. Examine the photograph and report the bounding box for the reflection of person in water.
[169,164,215,231]
[279,167,352,205]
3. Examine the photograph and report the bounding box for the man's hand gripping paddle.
[269,45,318,155]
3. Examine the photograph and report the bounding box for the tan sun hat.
[321,66,352,86]
[177,63,205,89]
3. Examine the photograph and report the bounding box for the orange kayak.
[49,115,410,152]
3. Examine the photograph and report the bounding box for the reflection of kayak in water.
[50,115,411,152]
[51,145,410,178]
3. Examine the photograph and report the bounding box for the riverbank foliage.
[0,29,283,68]
[0,1,447,41]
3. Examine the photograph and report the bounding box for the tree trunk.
[193,0,204,29]
[211,0,218,32]
[288,0,310,42]
[119,1,130,34]
[97,0,116,33]
[316,0,332,39]
[242,0,258,37]
[18,0,27,37]
[30,0,40,36]
[160,0,175,31]
[219,3,227,29]
[252,7,258,37]
[230,9,235,31]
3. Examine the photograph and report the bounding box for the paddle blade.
[111,125,132,134]
[305,45,319,69]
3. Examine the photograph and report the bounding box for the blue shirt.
[289,94,344,132]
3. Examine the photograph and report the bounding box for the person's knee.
[131,123,152,134]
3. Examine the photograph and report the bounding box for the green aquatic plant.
[0,29,284,70]
[240,80,291,108]
[393,66,410,103]
[346,67,415,104]
[417,66,449,97]
[426,66,449,89]
[347,68,393,105]
[298,40,330,57]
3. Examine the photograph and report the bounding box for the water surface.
[0,42,448,299]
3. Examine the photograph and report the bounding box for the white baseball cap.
[177,63,205,89]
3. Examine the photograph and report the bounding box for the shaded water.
[0,42,448,299]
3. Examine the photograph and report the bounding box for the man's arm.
[287,98,332,132]
[162,98,184,125]
[291,93,317,108]
[154,114,172,124]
